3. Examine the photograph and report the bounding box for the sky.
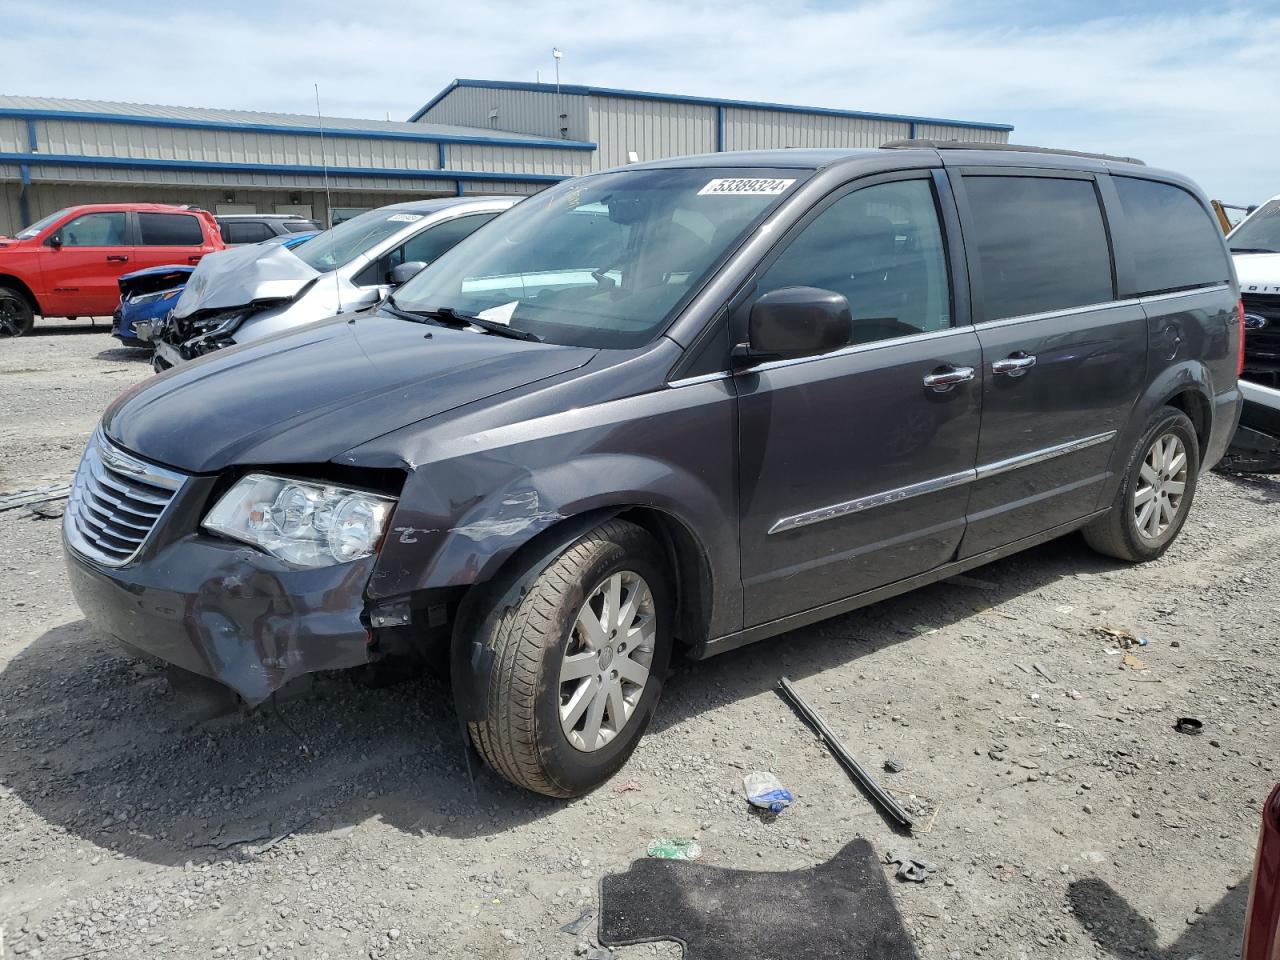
[4,0,1276,202]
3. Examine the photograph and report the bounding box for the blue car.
[111,232,318,346]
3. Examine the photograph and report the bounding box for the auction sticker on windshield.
[387,214,424,223]
[698,178,796,196]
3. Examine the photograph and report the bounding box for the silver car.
[151,196,518,369]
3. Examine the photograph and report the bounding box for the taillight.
[1238,300,1247,378]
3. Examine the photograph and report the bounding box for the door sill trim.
[690,508,1108,659]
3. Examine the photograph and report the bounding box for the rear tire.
[468,519,673,798]
[0,287,34,337]
[1083,407,1199,562]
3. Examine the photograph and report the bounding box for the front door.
[736,173,983,627]
[37,210,132,316]
[950,171,1147,557]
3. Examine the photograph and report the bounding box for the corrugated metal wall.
[723,107,911,150]
[420,87,591,143]
[0,181,485,237]
[913,122,1008,144]
[444,143,590,178]
[36,118,446,172]
[588,97,717,169]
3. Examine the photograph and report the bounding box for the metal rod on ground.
[0,485,72,512]
[778,676,914,830]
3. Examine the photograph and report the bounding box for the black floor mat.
[599,838,917,960]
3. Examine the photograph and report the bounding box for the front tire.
[468,519,673,798]
[0,287,34,338]
[1083,407,1199,562]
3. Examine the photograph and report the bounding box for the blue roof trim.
[0,107,596,151]
[0,151,568,184]
[411,78,1015,133]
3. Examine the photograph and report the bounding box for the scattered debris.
[884,758,905,774]
[29,502,64,520]
[646,838,702,861]
[1174,717,1204,736]
[560,907,595,936]
[613,781,640,794]
[1069,689,1083,700]
[885,848,938,883]
[1032,662,1056,683]
[742,771,794,813]
[778,677,913,830]
[0,483,71,512]
[1123,653,1147,671]
[1137,636,1150,647]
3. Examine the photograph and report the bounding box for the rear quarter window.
[1113,177,1230,296]
[138,213,204,246]
[962,175,1114,321]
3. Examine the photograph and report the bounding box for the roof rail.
[881,139,1145,166]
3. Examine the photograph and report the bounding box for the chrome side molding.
[768,430,1118,535]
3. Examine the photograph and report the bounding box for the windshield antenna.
[314,82,342,313]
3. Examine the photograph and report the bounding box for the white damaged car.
[150,196,518,370]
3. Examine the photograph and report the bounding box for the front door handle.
[922,365,976,392]
[188,255,202,264]
[992,353,1037,376]
[106,254,129,263]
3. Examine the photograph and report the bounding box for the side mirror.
[389,261,428,286]
[48,233,63,249]
[736,286,853,365]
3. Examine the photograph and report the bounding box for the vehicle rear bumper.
[63,534,376,705]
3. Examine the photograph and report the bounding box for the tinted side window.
[963,176,1113,321]
[757,178,952,344]
[58,212,127,246]
[1113,177,1230,295]
[224,221,275,244]
[395,214,499,267]
[138,213,204,246]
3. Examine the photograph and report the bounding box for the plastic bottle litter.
[646,838,702,860]
[742,771,795,813]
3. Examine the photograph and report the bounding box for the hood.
[1234,252,1280,292]
[102,311,597,473]
[172,243,321,318]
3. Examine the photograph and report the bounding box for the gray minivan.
[63,143,1243,797]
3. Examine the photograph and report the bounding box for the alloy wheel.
[0,295,26,337]
[558,570,656,752]
[1133,432,1188,540]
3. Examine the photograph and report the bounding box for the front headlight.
[203,474,396,568]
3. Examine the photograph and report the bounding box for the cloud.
[4,0,1276,200]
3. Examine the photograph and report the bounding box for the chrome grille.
[64,430,186,567]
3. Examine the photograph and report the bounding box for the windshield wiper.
[1230,247,1278,254]
[415,305,542,342]
[381,295,434,324]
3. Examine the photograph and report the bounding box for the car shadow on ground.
[95,345,152,364]
[1213,467,1280,503]
[1069,875,1250,960]
[0,533,1121,867]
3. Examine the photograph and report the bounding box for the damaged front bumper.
[64,535,377,706]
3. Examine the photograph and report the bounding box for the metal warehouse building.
[0,79,1011,237]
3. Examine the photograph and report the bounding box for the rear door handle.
[992,353,1037,376]
[188,255,202,264]
[922,365,976,392]
[106,255,129,263]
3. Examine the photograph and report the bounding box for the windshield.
[1229,199,1280,253]
[392,167,808,348]
[15,208,71,240]
[292,207,428,272]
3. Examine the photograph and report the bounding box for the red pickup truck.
[0,203,224,337]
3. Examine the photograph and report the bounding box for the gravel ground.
[1,323,1277,960]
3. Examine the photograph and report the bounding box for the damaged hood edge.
[173,243,324,319]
